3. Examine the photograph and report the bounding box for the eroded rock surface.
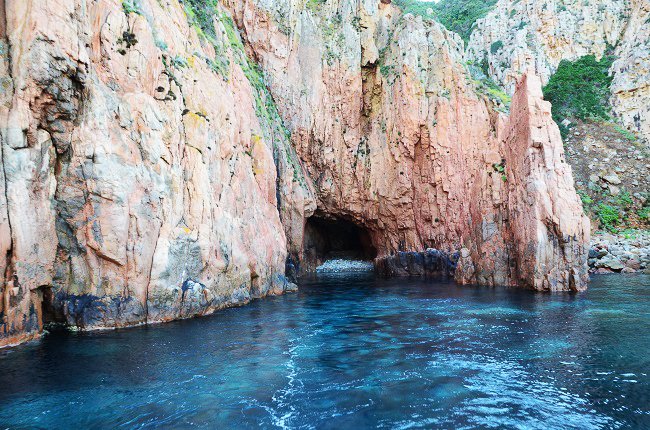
[0,0,314,347]
[502,71,590,290]
[1,0,589,347]
[228,0,589,289]
[467,0,650,145]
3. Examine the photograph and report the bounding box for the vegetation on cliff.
[182,0,307,185]
[393,0,497,42]
[542,54,648,233]
[542,54,615,137]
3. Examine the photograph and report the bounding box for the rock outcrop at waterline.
[502,71,590,291]
[0,0,315,347]
[1,0,587,347]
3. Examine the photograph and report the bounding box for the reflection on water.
[0,274,648,429]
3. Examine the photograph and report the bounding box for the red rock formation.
[1,0,589,348]
[228,0,589,290]
[502,71,590,290]
[0,0,313,347]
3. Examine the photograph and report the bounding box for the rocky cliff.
[1,0,589,348]
[227,0,588,287]
[467,0,649,145]
[0,0,314,347]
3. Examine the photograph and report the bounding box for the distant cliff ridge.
[468,0,649,146]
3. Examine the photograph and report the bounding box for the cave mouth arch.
[302,215,377,272]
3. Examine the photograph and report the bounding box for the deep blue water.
[0,274,649,429]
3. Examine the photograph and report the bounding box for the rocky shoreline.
[589,232,650,274]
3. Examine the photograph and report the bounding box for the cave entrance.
[302,216,377,273]
[37,285,65,329]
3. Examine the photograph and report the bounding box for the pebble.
[316,259,374,273]
[589,231,650,274]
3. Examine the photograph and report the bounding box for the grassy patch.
[596,203,621,232]
[122,0,142,15]
[638,207,650,221]
[585,187,647,232]
[542,54,615,138]
[184,0,220,40]
[182,0,232,79]
[392,0,436,20]
[306,0,326,13]
[613,124,641,144]
[466,58,510,111]
[394,0,497,42]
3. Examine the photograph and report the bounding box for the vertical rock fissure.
[144,222,162,325]
[0,0,15,335]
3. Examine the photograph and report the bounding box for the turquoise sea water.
[0,274,648,429]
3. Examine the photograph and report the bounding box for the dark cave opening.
[302,216,377,272]
[38,285,65,328]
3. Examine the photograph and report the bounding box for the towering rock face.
[609,0,650,145]
[0,0,314,347]
[227,0,589,287]
[467,0,650,145]
[1,0,588,347]
[503,71,590,290]
[467,0,629,92]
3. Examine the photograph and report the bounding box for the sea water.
[0,274,648,429]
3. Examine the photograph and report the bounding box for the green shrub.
[392,0,436,20]
[619,228,641,240]
[184,0,220,40]
[613,125,639,142]
[432,0,497,42]
[467,57,510,110]
[638,207,650,221]
[306,0,327,13]
[393,0,497,42]
[122,0,142,15]
[490,40,503,54]
[616,190,633,208]
[577,190,593,207]
[542,54,615,137]
[596,203,620,232]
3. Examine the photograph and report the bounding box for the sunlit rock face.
[0,0,314,347]
[227,0,589,289]
[502,71,590,291]
[1,0,589,347]
[467,0,650,145]
[609,0,650,146]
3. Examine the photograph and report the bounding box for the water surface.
[1,274,648,429]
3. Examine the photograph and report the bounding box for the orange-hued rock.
[0,0,313,347]
[228,0,589,289]
[229,1,504,272]
[503,71,590,290]
[1,0,589,347]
